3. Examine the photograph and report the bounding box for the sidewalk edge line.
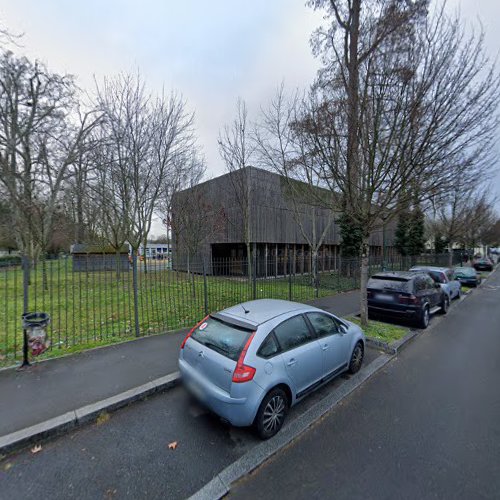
[0,371,181,456]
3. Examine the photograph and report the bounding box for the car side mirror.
[338,323,348,335]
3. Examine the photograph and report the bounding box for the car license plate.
[375,293,394,302]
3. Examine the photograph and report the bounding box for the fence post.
[20,254,30,368]
[252,243,257,300]
[315,253,319,298]
[131,250,140,338]
[203,260,209,316]
[288,244,292,301]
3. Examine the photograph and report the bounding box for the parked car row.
[367,262,490,328]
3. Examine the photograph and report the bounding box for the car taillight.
[180,314,209,349]
[367,290,373,298]
[399,294,419,305]
[232,332,256,383]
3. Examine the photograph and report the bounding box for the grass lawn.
[0,260,359,365]
[348,316,408,344]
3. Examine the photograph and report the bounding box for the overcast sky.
[1,0,499,233]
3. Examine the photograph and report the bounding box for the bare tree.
[218,98,255,279]
[255,84,335,289]
[158,147,206,256]
[299,1,499,325]
[170,184,227,275]
[94,72,195,336]
[0,52,97,302]
[430,171,493,266]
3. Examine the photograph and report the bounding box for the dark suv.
[367,271,448,329]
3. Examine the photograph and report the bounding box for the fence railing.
[0,252,462,363]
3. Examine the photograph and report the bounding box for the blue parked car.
[453,266,481,287]
[409,266,461,300]
[179,299,365,439]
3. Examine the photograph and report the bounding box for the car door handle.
[287,358,297,367]
[322,344,329,351]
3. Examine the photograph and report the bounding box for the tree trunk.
[448,245,453,268]
[142,237,148,274]
[359,238,370,327]
[115,249,122,281]
[346,0,361,206]
[312,249,318,296]
[246,241,252,282]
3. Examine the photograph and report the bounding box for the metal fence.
[0,252,462,363]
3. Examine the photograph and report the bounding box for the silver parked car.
[179,299,365,439]
[409,266,461,300]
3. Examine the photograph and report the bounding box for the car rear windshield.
[190,317,253,361]
[368,276,411,292]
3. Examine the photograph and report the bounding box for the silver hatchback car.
[179,299,365,439]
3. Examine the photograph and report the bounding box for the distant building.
[171,166,396,275]
[137,242,172,260]
[71,244,130,272]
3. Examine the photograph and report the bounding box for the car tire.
[255,387,289,440]
[348,342,364,374]
[440,295,450,314]
[418,305,430,329]
[456,288,461,300]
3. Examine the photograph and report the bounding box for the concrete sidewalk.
[0,290,360,438]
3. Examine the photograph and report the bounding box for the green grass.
[348,316,408,344]
[0,261,357,365]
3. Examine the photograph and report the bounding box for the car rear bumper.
[368,304,419,319]
[179,358,263,427]
[457,279,479,286]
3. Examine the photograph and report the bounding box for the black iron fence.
[0,252,462,363]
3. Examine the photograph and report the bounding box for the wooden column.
[275,243,278,277]
[265,243,268,278]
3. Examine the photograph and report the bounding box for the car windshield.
[190,316,252,361]
[454,267,476,277]
[368,276,411,292]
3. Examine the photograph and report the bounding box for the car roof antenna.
[241,304,250,314]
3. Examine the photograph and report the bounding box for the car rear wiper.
[203,341,230,356]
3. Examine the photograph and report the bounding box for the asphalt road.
[0,347,379,499]
[231,270,500,499]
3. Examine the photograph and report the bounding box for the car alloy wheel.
[256,387,289,439]
[263,395,285,433]
[441,295,449,314]
[349,342,364,374]
[419,306,430,329]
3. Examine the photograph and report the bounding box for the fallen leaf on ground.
[3,462,12,471]
[96,412,110,425]
[168,441,178,450]
[31,445,42,454]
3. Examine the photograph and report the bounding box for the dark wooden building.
[171,167,395,275]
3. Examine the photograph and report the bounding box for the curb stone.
[0,371,181,456]
[365,328,418,355]
[189,353,393,500]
